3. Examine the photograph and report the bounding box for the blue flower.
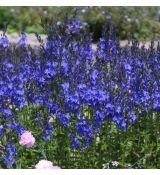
[2,154,15,166]
[57,112,71,127]
[71,136,79,149]
[17,33,27,47]
[0,35,9,50]
[43,124,54,141]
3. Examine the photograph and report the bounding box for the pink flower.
[35,160,61,169]
[19,131,35,148]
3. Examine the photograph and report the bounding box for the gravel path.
[0,31,46,47]
[1,31,159,49]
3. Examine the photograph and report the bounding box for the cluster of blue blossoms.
[0,17,160,166]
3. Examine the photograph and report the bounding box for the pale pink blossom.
[35,160,61,169]
[19,131,35,148]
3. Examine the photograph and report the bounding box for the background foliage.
[1,7,160,41]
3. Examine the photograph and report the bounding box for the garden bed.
[0,16,160,169]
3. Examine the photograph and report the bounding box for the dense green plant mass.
[2,110,160,169]
[0,7,160,40]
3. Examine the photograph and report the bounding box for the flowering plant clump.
[0,14,160,168]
